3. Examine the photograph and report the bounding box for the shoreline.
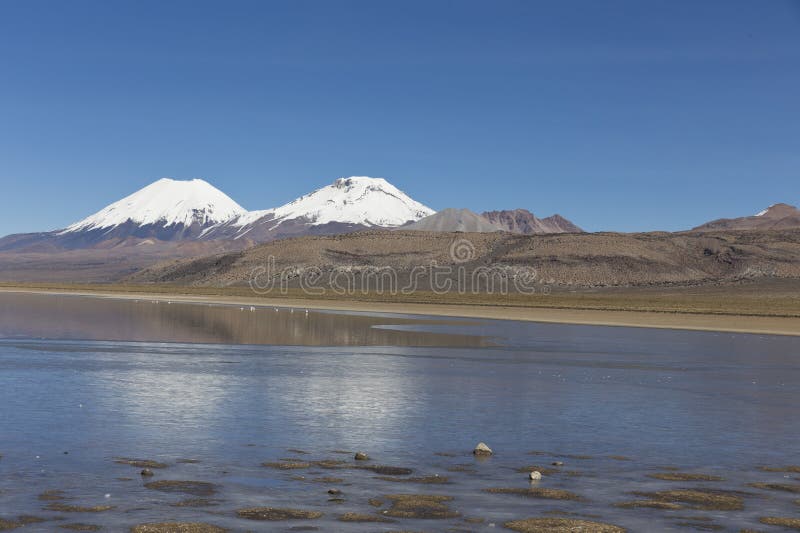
[2,286,799,337]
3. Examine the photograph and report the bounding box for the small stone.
[354,452,369,461]
[552,461,564,466]
[529,471,543,481]
[327,489,341,495]
[473,442,493,456]
[140,468,154,477]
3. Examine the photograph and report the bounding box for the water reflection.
[0,292,487,347]
[0,294,799,531]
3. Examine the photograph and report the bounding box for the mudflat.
[1,281,799,336]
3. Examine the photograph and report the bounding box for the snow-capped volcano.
[0,175,435,252]
[62,178,246,234]
[203,176,434,241]
[272,176,433,226]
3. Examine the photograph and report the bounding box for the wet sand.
[1,286,799,336]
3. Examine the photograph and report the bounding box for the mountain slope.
[692,203,800,232]
[401,208,506,232]
[482,209,582,234]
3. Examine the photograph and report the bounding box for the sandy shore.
[2,286,799,336]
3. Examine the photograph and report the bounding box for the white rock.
[473,442,493,456]
[529,470,542,481]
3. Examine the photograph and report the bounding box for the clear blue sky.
[1,0,798,235]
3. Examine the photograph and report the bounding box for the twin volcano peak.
[50,176,434,246]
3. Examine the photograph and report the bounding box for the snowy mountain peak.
[332,176,388,190]
[755,204,777,217]
[61,178,247,233]
[755,203,797,218]
[233,176,434,229]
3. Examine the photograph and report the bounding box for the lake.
[0,291,798,531]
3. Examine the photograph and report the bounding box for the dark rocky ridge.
[482,209,583,234]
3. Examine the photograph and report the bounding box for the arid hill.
[401,208,505,232]
[692,203,800,232]
[129,228,800,290]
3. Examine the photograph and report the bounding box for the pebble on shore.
[473,442,493,456]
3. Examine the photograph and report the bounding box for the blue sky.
[0,0,798,235]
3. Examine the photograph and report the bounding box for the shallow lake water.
[0,292,799,531]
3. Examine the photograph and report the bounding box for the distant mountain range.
[0,177,796,285]
[1,175,796,258]
[0,176,582,252]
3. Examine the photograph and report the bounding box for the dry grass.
[648,473,724,482]
[355,465,413,475]
[114,457,168,469]
[0,516,45,531]
[615,500,683,510]
[485,487,583,501]
[504,517,625,532]
[143,480,217,496]
[236,508,322,521]
[337,513,393,523]
[38,490,67,501]
[261,461,310,470]
[375,475,449,484]
[759,517,800,530]
[382,494,459,519]
[632,489,743,511]
[130,523,227,533]
[748,482,800,493]
[758,465,800,473]
[44,503,114,513]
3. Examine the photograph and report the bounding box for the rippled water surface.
[0,291,799,531]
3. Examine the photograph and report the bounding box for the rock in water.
[140,468,154,477]
[354,452,369,461]
[529,470,543,481]
[473,442,493,456]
